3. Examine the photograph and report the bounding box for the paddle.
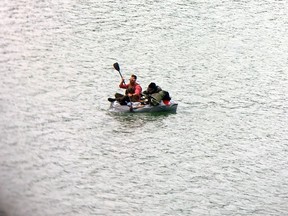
[113,62,125,84]
[113,62,133,111]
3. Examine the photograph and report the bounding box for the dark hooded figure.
[142,82,171,106]
[144,82,162,95]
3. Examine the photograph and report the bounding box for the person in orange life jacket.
[108,74,142,105]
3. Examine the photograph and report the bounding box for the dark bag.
[162,91,171,101]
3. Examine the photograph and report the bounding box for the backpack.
[162,91,171,101]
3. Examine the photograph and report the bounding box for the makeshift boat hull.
[109,101,178,113]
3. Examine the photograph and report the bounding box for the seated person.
[108,74,142,105]
[142,82,171,106]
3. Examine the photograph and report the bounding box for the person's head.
[147,82,157,93]
[129,74,137,84]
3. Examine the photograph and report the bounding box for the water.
[1,1,288,215]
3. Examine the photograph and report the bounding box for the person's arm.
[119,78,128,89]
[134,85,142,96]
[156,86,162,92]
[127,85,142,100]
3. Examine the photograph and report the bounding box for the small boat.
[108,100,178,113]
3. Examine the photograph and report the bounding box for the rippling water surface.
[1,1,288,215]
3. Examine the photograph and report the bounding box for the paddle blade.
[113,62,120,72]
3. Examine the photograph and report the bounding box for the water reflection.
[108,111,176,128]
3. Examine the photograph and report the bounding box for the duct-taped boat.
[108,100,178,113]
